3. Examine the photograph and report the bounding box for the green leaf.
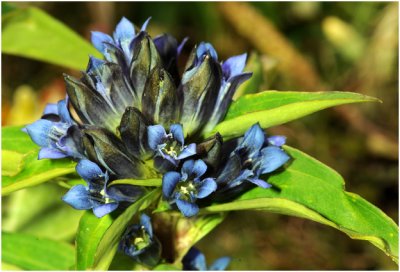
[153,263,181,270]
[110,178,162,187]
[2,7,101,70]
[208,91,380,139]
[76,189,161,270]
[201,146,399,263]
[2,126,76,195]
[2,183,83,241]
[2,232,75,270]
[233,51,264,100]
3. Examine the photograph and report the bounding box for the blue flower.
[148,124,196,166]
[217,123,290,190]
[162,159,217,217]
[24,98,84,160]
[62,159,144,217]
[182,247,231,270]
[119,214,161,267]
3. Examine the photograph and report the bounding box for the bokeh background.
[2,2,398,270]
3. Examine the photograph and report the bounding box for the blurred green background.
[2,2,398,270]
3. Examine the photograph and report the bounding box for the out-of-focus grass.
[2,2,397,269]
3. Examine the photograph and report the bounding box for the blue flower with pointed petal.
[162,159,217,217]
[217,123,290,191]
[62,159,144,217]
[24,98,84,160]
[148,124,196,166]
[182,247,231,271]
[119,214,161,267]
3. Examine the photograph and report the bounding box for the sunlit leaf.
[2,126,76,195]
[2,232,75,270]
[110,178,162,187]
[208,91,380,140]
[2,7,101,70]
[201,146,399,263]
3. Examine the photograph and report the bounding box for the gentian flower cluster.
[24,17,290,268]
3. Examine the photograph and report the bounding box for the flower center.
[131,226,151,251]
[161,135,181,159]
[176,181,197,201]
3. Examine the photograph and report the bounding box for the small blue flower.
[148,124,196,166]
[162,159,217,217]
[119,214,161,267]
[62,159,144,217]
[217,123,290,190]
[24,98,84,160]
[182,247,231,271]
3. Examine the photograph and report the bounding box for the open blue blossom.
[23,98,84,160]
[62,159,144,217]
[148,124,196,166]
[182,247,231,271]
[119,214,161,267]
[162,159,217,217]
[217,123,290,190]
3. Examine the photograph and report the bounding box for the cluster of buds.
[24,17,290,268]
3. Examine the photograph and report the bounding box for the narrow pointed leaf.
[110,178,162,187]
[201,146,398,264]
[207,91,380,139]
[2,126,76,196]
[2,7,101,70]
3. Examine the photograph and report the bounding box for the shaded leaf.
[208,91,380,140]
[2,232,75,270]
[2,7,101,70]
[2,126,76,195]
[201,146,399,263]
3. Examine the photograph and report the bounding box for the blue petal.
[267,135,286,147]
[140,214,153,237]
[176,199,199,217]
[141,17,152,31]
[87,56,105,72]
[91,31,114,54]
[57,99,72,124]
[259,146,290,174]
[222,53,247,79]
[209,257,231,270]
[106,184,144,202]
[197,178,217,199]
[76,159,105,183]
[169,123,184,145]
[239,123,265,157]
[43,103,58,115]
[147,125,166,150]
[177,37,189,55]
[93,202,119,218]
[25,119,53,147]
[227,169,254,189]
[192,159,207,179]
[181,160,195,178]
[182,248,207,271]
[197,42,218,61]
[247,178,272,189]
[177,143,196,160]
[162,171,181,198]
[114,17,135,43]
[62,185,93,210]
[38,147,68,160]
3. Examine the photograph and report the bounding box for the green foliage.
[201,146,399,263]
[2,232,75,270]
[2,126,76,195]
[76,189,161,270]
[2,183,83,241]
[111,178,162,187]
[2,7,101,70]
[208,91,380,139]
